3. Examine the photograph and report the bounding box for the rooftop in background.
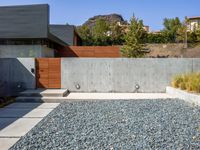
[187,16,200,20]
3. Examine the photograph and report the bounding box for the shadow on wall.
[0,58,35,97]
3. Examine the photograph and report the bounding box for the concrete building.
[0,4,81,58]
[187,16,200,31]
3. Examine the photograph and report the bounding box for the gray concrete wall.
[0,58,35,96]
[61,58,200,93]
[0,45,54,58]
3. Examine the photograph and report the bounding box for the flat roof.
[188,16,200,20]
[49,25,76,46]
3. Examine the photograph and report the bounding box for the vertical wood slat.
[36,58,49,88]
[57,46,121,58]
[36,58,61,89]
[48,58,61,89]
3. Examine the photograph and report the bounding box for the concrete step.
[15,93,176,103]
[19,89,69,97]
[15,97,70,103]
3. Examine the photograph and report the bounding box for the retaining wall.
[61,58,200,93]
[0,58,35,96]
[1,58,200,96]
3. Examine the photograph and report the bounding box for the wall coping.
[166,86,200,106]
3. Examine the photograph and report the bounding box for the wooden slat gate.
[36,58,61,89]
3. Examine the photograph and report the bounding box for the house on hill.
[187,16,200,31]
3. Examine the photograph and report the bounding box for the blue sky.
[0,0,199,31]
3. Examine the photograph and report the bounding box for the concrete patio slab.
[0,108,53,118]
[0,118,18,130]
[0,118,42,137]
[0,102,59,149]
[5,103,60,109]
[0,138,20,150]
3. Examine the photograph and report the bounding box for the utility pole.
[184,28,188,49]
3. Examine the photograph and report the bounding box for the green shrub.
[171,72,200,93]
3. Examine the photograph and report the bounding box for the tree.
[176,17,200,45]
[109,23,125,45]
[196,28,200,42]
[77,25,93,46]
[147,32,171,43]
[92,19,110,45]
[121,15,146,57]
[163,17,182,42]
[176,25,187,43]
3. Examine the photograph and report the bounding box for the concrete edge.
[166,86,200,106]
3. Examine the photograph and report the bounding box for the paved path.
[0,103,60,150]
[65,93,176,100]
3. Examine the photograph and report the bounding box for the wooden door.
[36,58,61,89]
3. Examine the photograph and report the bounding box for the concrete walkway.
[65,93,176,100]
[0,103,59,150]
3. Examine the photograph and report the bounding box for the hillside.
[82,13,127,28]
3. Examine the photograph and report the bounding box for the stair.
[16,89,69,103]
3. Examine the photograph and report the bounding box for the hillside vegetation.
[77,14,200,58]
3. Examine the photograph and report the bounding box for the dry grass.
[171,72,200,93]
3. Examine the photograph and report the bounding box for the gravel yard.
[11,99,200,149]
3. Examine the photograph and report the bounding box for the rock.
[82,14,128,29]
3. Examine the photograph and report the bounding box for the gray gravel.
[10,99,200,149]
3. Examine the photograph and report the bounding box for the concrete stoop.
[16,91,176,103]
[16,89,69,103]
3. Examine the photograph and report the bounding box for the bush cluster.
[171,72,200,93]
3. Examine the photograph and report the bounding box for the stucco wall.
[0,45,54,58]
[61,58,200,93]
[0,58,35,96]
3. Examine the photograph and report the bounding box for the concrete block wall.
[61,58,200,93]
[0,58,35,96]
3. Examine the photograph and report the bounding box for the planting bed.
[11,99,200,149]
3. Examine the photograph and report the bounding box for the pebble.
[10,99,200,149]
